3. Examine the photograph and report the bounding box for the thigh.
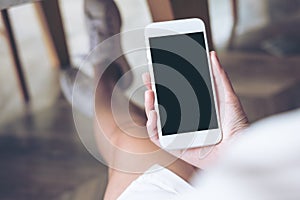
[94,125,195,199]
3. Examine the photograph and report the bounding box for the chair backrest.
[147,0,214,50]
[0,0,41,10]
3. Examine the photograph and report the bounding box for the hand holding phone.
[144,51,249,168]
[145,18,222,150]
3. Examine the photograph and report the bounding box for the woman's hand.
[143,51,249,169]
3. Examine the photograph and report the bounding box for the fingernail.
[214,51,220,62]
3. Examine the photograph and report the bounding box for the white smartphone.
[145,18,222,150]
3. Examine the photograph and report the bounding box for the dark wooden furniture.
[147,0,214,50]
[0,0,71,103]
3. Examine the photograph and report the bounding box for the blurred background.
[0,0,299,199]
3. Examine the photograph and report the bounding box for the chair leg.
[146,0,174,22]
[227,0,239,49]
[34,0,71,70]
[1,10,30,103]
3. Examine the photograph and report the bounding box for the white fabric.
[118,164,195,200]
[119,109,300,200]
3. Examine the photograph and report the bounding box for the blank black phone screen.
[149,32,218,136]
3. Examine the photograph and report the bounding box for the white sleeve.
[120,109,300,200]
[118,164,196,200]
[175,109,300,200]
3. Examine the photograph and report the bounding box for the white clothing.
[119,109,300,200]
[118,165,195,200]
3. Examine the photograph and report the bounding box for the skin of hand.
[142,51,249,169]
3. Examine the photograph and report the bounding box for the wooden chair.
[0,0,71,104]
[228,0,300,55]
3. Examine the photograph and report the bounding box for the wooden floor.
[1,54,299,199]
[0,98,107,200]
